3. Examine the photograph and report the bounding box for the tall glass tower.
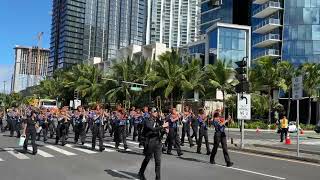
[48,0,147,75]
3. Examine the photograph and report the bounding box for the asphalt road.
[0,130,319,180]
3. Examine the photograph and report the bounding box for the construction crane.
[27,32,43,88]
[36,32,43,76]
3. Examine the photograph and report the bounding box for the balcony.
[253,34,281,48]
[253,49,280,60]
[253,0,270,4]
[253,18,282,34]
[252,1,282,18]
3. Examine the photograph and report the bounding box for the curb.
[252,144,320,156]
[228,144,320,164]
[307,136,320,139]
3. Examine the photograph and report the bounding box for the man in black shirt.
[138,107,168,180]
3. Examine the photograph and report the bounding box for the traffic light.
[235,57,249,93]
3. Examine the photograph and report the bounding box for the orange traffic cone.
[285,134,291,145]
[300,129,304,135]
[256,127,260,135]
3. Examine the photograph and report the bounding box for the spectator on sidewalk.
[280,115,288,142]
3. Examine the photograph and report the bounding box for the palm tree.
[250,57,285,124]
[148,51,187,106]
[278,61,295,120]
[205,60,236,115]
[182,58,206,100]
[302,63,320,124]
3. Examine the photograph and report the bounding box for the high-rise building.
[48,0,147,75]
[146,0,200,48]
[11,46,49,92]
[200,0,252,34]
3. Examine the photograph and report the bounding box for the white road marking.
[228,149,320,167]
[0,158,4,161]
[104,143,132,151]
[215,164,286,179]
[4,148,30,159]
[27,147,54,157]
[45,145,77,156]
[83,143,115,152]
[65,144,97,154]
[126,140,140,145]
[111,169,139,180]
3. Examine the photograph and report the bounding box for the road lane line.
[65,144,97,154]
[4,148,30,159]
[45,145,77,156]
[111,170,139,180]
[27,147,54,157]
[215,164,286,180]
[228,149,320,167]
[83,143,115,152]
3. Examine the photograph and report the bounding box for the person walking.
[74,106,87,145]
[210,112,233,167]
[91,104,105,152]
[166,108,183,156]
[180,106,194,147]
[138,107,169,180]
[196,108,210,155]
[280,115,289,142]
[22,110,38,155]
[114,104,128,150]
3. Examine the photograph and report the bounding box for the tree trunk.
[268,88,272,124]
[287,90,291,121]
[307,96,312,125]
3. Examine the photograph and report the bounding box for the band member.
[210,112,233,167]
[91,104,105,151]
[22,110,38,155]
[114,104,128,150]
[55,108,70,146]
[180,106,194,147]
[138,107,168,180]
[74,106,87,145]
[166,108,183,156]
[37,112,49,142]
[197,108,210,155]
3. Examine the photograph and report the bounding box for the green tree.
[302,63,320,124]
[250,57,285,124]
[205,60,236,115]
[278,61,295,120]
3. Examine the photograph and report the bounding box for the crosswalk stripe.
[4,148,30,159]
[104,142,132,151]
[45,145,77,156]
[0,158,4,161]
[126,140,140,145]
[83,143,115,152]
[27,147,54,157]
[65,144,98,154]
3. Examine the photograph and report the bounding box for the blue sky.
[0,0,52,92]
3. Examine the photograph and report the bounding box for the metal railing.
[253,49,280,59]
[253,1,281,16]
[253,33,280,46]
[253,18,281,32]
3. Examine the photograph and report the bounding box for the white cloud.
[0,64,14,93]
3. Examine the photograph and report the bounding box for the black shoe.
[206,152,211,155]
[167,152,173,155]
[99,147,105,152]
[22,148,27,154]
[178,152,183,156]
[61,143,66,146]
[190,144,194,147]
[74,140,78,144]
[226,162,234,167]
[44,139,47,142]
[138,172,146,180]
[81,142,85,145]
[180,143,184,146]
[115,145,119,149]
[196,151,201,154]
[210,160,216,164]
[32,151,37,155]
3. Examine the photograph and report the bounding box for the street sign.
[130,86,142,92]
[292,76,303,100]
[237,94,251,120]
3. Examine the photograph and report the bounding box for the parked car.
[288,121,300,133]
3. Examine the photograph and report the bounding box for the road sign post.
[292,76,303,157]
[237,93,251,148]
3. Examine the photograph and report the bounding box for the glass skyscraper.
[48,0,147,75]
[252,0,320,65]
